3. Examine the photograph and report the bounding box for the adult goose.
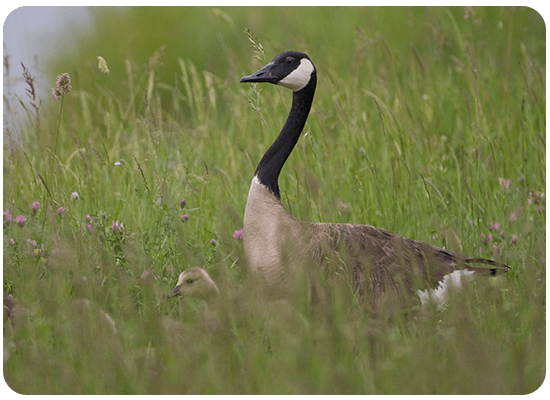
[240,51,509,309]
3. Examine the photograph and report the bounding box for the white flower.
[98,56,110,75]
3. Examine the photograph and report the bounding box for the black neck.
[255,75,317,199]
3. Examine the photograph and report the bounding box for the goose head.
[169,267,220,302]
[240,51,316,92]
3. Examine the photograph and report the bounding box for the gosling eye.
[285,56,295,64]
[185,278,195,284]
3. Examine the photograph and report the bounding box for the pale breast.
[243,176,309,288]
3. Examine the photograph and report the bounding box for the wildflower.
[210,239,219,246]
[57,207,65,217]
[509,211,518,222]
[182,214,190,222]
[499,178,512,190]
[464,6,476,20]
[15,215,27,228]
[71,192,79,201]
[26,239,37,247]
[111,220,123,233]
[51,73,72,99]
[98,56,110,75]
[85,214,91,221]
[3,210,12,226]
[528,191,543,204]
[511,235,518,245]
[537,206,545,213]
[489,222,500,231]
[180,199,187,209]
[338,202,352,214]
[114,161,121,167]
[488,234,494,243]
[233,229,244,240]
[141,270,156,280]
[481,233,487,245]
[31,201,40,215]
[10,238,15,245]
[86,224,94,233]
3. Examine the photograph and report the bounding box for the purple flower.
[182,214,190,222]
[86,224,94,233]
[3,210,12,226]
[10,238,15,245]
[32,201,40,214]
[481,233,487,246]
[499,178,512,190]
[233,229,244,240]
[489,222,500,231]
[26,239,37,247]
[511,235,518,245]
[509,212,518,222]
[180,199,187,209]
[71,192,79,201]
[141,270,155,280]
[488,234,494,243]
[57,207,65,216]
[15,215,27,228]
[111,220,123,233]
[85,214,91,221]
[210,239,219,246]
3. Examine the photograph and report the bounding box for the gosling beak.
[169,285,181,297]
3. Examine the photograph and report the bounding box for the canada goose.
[4,294,31,330]
[169,267,303,334]
[69,299,118,334]
[240,51,510,308]
[169,267,223,331]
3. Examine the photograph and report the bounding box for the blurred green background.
[45,7,545,105]
[3,6,546,395]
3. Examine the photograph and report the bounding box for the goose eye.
[285,57,295,63]
[185,278,194,284]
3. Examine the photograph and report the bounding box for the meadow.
[3,6,546,394]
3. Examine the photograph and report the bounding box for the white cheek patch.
[278,58,315,92]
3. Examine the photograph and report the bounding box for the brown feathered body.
[240,51,509,309]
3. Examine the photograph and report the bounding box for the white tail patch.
[417,270,476,310]
[278,58,315,92]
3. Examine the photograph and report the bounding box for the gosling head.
[169,267,220,301]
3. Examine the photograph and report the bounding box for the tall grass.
[3,6,545,394]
